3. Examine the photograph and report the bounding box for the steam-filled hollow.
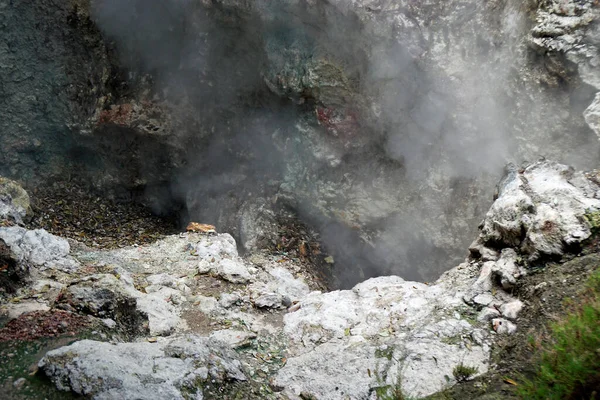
[2,0,599,289]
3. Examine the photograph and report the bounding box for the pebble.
[492,318,517,335]
[13,377,26,388]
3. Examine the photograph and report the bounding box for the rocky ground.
[0,159,599,399]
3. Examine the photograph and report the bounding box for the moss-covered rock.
[0,177,32,224]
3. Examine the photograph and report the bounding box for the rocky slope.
[2,0,599,287]
[1,159,599,399]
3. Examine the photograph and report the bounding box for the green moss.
[516,268,600,399]
[0,177,31,216]
[584,210,600,233]
[0,337,83,400]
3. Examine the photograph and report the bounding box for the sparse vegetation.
[584,210,600,233]
[373,369,410,400]
[517,269,600,400]
[452,363,478,382]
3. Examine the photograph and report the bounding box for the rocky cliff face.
[2,0,598,286]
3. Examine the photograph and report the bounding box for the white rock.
[254,293,283,308]
[584,93,600,138]
[473,293,495,306]
[492,249,522,289]
[0,227,79,271]
[39,336,246,399]
[102,318,117,329]
[216,258,252,283]
[500,300,524,320]
[492,318,517,335]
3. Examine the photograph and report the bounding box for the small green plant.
[517,269,600,400]
[373,369,410,400]
[584,210,600,233]
[452,363,478,382]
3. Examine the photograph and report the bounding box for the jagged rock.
[473,293,495,307]
[0,227,79,272]
[219,292,242,308]
[64,273,183,336]
[478,307,501,322]
[39,335,246,400]
[253,293,283,309]
[492,318,517,335]
[500,300,524,320]
[491,249,523,290]
[248,267,310,309]
[0,177,32,224]
[31,160,600,399]
[276,272,491,398]
[215,258,253,284]
[479,161,600,260]
[584,93,600,137]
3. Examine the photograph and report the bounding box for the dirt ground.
[25,181,179,248]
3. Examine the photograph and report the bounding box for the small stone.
[13,377,26,389]
[217,259,252,284]
[500,300,523,320]
[254,293,282,309]
[477,307,500,322]
[281,295,292,308]
[102,318,117,329]
[219,292,241,308]
[533,282,548,292]
[492,318,517,335]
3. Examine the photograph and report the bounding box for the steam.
[90,0,596,288]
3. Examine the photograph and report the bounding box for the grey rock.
[584,93,600,138]
[39,335,246,400]
[65,274,183,336]
[473,293,495,307]
[1,301,50,321]
[492,249,522,290]
[479,161,600,262]
[0,177,32,224]
[0,227,79,272]
[209,329,256,349]
[102,319,117,329]
[219,292,242,308]
[13,377,26,389]
[477,307,501,323]
[253,293,283,309]
[216,258,252,284]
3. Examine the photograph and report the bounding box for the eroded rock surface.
[4,0,600,287]
[1,160,593,399]
[39,335,246,400]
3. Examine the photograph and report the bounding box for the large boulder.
[0,226,79,272]
[39,335,246,400]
